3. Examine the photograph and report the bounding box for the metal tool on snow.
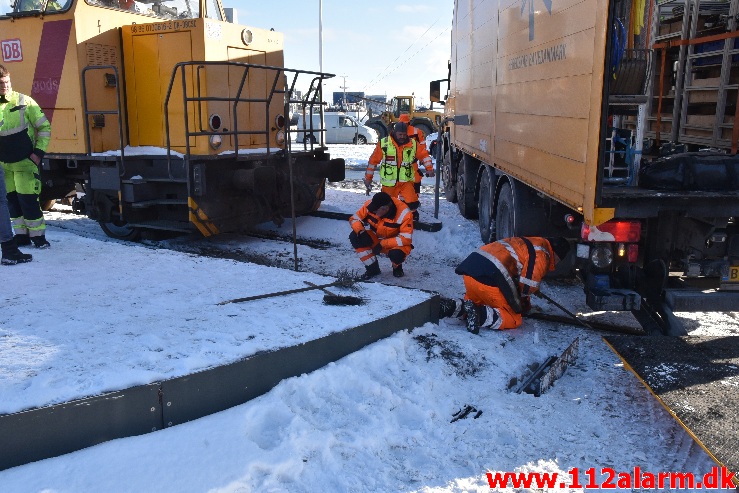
[533,290,593,330]
[217,271,359,306]
[303,281,364,306]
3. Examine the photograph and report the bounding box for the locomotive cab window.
[84,0,200,19]
[14,0,72,13]
[204,0,222,20]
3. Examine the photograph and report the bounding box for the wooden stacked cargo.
[648,0,739,149]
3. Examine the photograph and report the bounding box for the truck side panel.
[451,0,610,223]
[450,0,497,163]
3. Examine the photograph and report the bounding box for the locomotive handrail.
[80,65,126,175]
[296,75,328,150]
[163,61,334,172]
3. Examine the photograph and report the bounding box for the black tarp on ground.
[604,336,739,486]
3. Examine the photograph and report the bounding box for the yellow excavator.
[364,95,442,139]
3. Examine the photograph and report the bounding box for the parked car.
[295,113,378,144]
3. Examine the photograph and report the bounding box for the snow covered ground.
[1,144,738,492]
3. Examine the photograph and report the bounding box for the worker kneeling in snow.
[349,191,414,279]
[439,237,570,334]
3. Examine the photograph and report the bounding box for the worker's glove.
[372,243,383,255]
[426,170,435,178]
[521,296,532,314]
[363,178,373,189]
[355,230,373,248]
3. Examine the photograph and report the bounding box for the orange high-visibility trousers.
[381,181,419,208]
[462,275,522,330]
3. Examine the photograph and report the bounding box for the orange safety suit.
[349,196,413,268]
[455,237,557,330]
[365,134,432,211]
[397,115,430,192]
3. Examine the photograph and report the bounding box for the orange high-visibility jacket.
[365,134,432,182]
[349,196,413,250]
[407,124,425,145]
[455,237,556,313]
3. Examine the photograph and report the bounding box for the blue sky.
[232,0,453,105]
[0,0,453,106]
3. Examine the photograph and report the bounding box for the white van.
[295,113,378,144]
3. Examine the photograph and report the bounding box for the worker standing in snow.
[349,191,414,279]
[364,121,433,221]
[439,237,570,334]
[396,114,429,208]
[0,64,52,249]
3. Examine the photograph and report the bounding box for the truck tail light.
[627,244,639,262]
[616,243,640,263]
[581,220,641,243]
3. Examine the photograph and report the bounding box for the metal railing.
[163,61,334,169]
[80,65,126,172]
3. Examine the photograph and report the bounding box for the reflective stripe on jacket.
[349,196,413,249]
[0,91,50,164]
[455,237,556,313]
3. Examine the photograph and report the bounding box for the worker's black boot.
[14,233,31,247]
[361,260,381,280]
[463,300,486,335]
[31,235,50,249]
[438,297,464,318]
[392,264,404,278]
[1,240,33,265]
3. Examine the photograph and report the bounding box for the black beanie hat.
[546,237,570,261]
[368,192,392,213]
[393,121,408,134]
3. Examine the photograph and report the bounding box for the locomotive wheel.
[41,199,57,212]
[100,219,141,241]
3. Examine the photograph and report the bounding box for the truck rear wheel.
[494,179,546,240]
[441,144,457,202]
[478,166,496,243]
[456,154,479,219]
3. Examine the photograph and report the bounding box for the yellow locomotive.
[0,0,343,239]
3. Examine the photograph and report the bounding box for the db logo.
[1,39,23,62]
